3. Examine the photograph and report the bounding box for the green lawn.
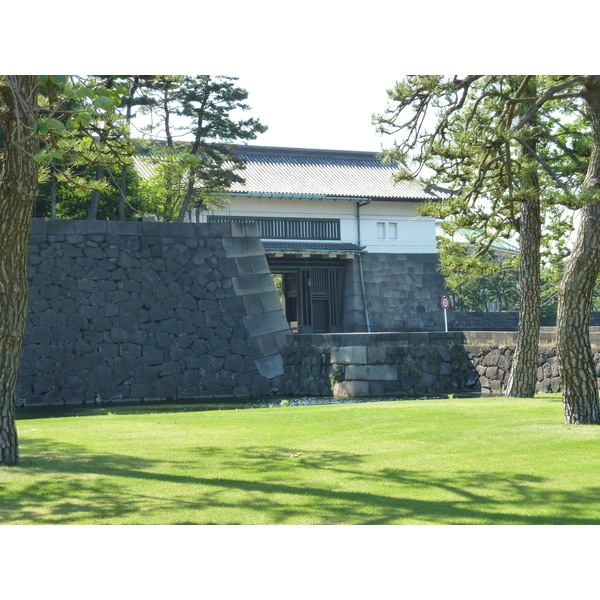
[2,394,600,524]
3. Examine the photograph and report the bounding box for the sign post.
[441,296,451,332]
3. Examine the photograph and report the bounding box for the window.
[377,222,398,240]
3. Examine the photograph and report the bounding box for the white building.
[190,145,449,333]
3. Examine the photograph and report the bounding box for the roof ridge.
[235,144,384,161]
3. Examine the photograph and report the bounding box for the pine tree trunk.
[177,176,195,222]
[50,170,57,219]
[557,77,600,425]
[119,165,127,221]
[87,164,104,219]
[505,78,541,398]
[504,193,541,397]
[0,75,39,465]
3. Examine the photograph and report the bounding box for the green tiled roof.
[232,146,446,201]
[133,144,449,203]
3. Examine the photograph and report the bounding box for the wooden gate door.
[299,267,344,333]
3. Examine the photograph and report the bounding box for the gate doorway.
[270,260,346,333]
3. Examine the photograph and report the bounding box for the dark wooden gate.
[299,267,344,333]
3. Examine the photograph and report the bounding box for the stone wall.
[282,333,479,398]
[18,219,290,407]
[449,311,519,332]
[449,311,600,331]
[19,218,600,409]
[343,253,447,332]
[467,345,561,395]
[282,333,600,398]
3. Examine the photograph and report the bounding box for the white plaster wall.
[201,196,438,254]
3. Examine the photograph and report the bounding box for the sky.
[234,71,398,152]
[128,71,400,153]
[8,2,596,156]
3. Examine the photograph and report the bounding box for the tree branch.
[512,76,586,133]
[516,136,572,194]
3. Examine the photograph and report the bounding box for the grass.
[2,394,600,524]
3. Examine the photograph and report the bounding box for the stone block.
[256,332,282,357]
[149,305,170,322]
[368,381,387,396]
[242,293,265,315]
[222,236,264,259]
[73,220,108,235]
[231,337,252,356]
[225,354,247,373]
[367,346,387,364]
[333,380,369,398]
[232,273,276,296]
[110,327,129,343]
[139,221,167,236]
[345,364,398,381]
[243,312,289,338]
[218,257,241,278]
[490,379,503,394]
[485,366,499,379]
[141,346,164,366]
[483,349,502,367]
[255,354,284,378]
[439,361,453,375]
[536,366,544,382]
[208,337,229,357]
[107,220,141,236]
[261,291,285,313]
[30,218,48,234]
[330,346,367,365]
[235,255,271,276]
[130,383,155,398]
[156,377,178,398]
[230,222,260,238]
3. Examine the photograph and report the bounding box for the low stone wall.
[18,219,290,407]
[450,311,600,330]
[282,333,600,398]
[467,345,562,395]
[449,311,519,331]
[283,333,480,398]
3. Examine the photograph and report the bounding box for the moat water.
[16,394,486,419]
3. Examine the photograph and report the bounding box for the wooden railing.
[208,216,341,240]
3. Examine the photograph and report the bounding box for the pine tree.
[376,75,600,421]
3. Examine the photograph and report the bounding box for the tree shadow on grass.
[187,445,600,524]
[3,438,600,524]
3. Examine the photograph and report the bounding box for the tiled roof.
[133,144,448,202]
[232,146,445,201]
[262,241,364,254]
[437,227,520,255]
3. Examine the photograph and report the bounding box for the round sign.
[441,296,451,310]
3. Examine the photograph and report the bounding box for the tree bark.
[505,77,541,398]
[118,81,138,222]
[504,192,541,397]
[0,75,39,465]
[87,164,104,220]
[119,165,127,221]
[556,76,600,424]
[177,175,195,222]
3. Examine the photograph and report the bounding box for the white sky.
[234,71,397,152]
[7,2,596,156]
[129,71,399,152]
